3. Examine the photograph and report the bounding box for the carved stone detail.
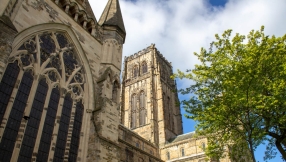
[26,0,59,20]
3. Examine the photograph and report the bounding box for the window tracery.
[0,31,85,161]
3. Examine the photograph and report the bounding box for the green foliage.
[174,26,286,161]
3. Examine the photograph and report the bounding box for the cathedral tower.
[121,44,183,145]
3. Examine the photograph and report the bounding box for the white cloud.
[90,0,286,89]
[89,2,286,159]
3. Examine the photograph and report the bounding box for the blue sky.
[90,0,286,161]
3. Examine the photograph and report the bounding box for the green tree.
[173,26,286,161]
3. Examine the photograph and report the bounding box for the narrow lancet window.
[139,91,146,126]
[131,94,137,128]
[142,62,147,74]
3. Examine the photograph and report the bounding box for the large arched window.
[0,31,85,161]
[133,66,139,78]
[131,94,137,128]
[139,91,146,126]
[141,62,147,74]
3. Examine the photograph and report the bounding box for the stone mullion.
[32,85,53,161]
[10,76,40,161]
[0,70,24,142]
[63,100,76,161]
[47,93,66,161]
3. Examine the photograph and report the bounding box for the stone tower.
[121,44,183,146]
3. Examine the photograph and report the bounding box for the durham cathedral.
[0,0,232,161]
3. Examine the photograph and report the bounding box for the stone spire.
[99,0,126,34]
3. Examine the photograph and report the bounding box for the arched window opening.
[112,81,119,102]
[126,149,134,162]
[167,151,170,160]
[0,31,86,161]
[202,142,206,151]
[133,66,139,78]
[181,148,185,157]
[131,94,137,128]
[142,62,147,74]
[139,91,146,126]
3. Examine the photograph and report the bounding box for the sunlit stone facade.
[0,0,234,161]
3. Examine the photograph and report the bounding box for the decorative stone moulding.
[52,0,103,42]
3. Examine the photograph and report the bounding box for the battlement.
[124,44,172,67]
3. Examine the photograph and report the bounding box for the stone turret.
[99,0,126,70]
[99,0,126,38]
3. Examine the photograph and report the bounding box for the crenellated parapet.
[124,44,172,67]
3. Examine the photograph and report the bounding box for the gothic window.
[126,149,133,162]
[202,142,206,151]
[167,151,170,160]
[133,66,139,78]
[142,62,147,74]
[0,31,85,161]
[131,94,137,128]
[112,81,119,102]
[139,157,144,162]
[181,148,185,157]
[139,91,146,126]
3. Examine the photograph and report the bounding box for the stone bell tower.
[121,44,183,146]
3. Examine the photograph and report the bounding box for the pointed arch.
[141,61,147,74]
[0,23,94,161]
[131,94,137,128]
[112,80,119,102]
[139,91,146,126]
[133,65,139,78]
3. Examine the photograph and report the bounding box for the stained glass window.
[18,79,48,162]
[37,87,60,162]
[0,62,19,123]
[0,31,85,161]
[54,93,73,161]
[0,71,33,161]
[69,101,84,162]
